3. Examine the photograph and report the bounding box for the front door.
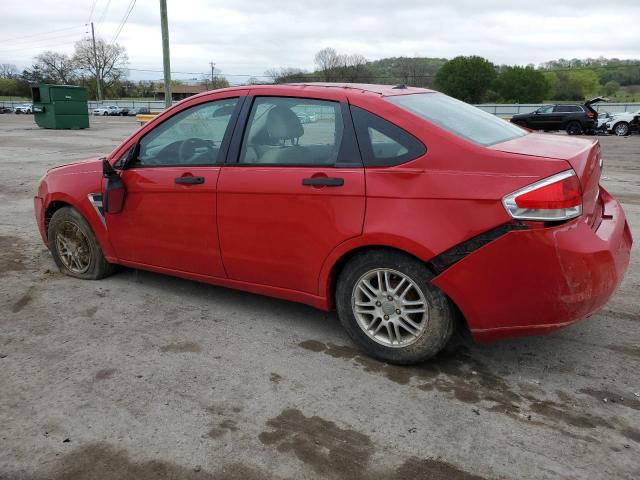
[529,104,556,129]
[217,95,365,294]
[106,96,242,277]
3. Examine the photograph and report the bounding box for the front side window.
[135,97,239,166]
[387,93,527,147]
[239,97,345,166]
[536,105,553,114]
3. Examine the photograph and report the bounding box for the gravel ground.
[0,114,638,480]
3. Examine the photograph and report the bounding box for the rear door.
[217,92,365,294]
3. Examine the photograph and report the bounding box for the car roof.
[192,83,434,99]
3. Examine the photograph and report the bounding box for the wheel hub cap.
[352,268,429,348]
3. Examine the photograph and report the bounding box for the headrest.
[266,106,304,140]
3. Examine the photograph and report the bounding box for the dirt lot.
[0,114,638,480]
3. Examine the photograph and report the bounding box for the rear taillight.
[586,111,595,118]
[502,171,582,221]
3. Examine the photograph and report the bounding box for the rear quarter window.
[350,106,425,167]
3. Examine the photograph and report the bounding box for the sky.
[1,0,639,82]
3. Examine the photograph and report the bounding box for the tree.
[73,37,128,98]
[314,47,342,81]
[435,56,496,103]
[546,69,600,100]
[265,68,309,84]
[32,51,76,84]
[0,64,19,79]
[494,66,550,102]
[603,80,620,96]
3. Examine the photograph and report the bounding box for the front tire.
[613,122,630,136]
[566,121,583,135]
[48,207,115,280]
[336,250,454,365]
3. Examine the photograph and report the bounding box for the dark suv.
[510,97,606,135]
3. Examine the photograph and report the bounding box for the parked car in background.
[33,84,631,365]
[296,112,318,124]
[0,106,13,114]
[127,107,151,116]
[14,103,33,114]
[596,111,613,129]
[92,105,122,116]
[606,110,640,136]
[510,97,607,135]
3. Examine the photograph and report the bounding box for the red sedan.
[33,84,632,364]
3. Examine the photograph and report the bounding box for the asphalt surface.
[0,114,638,480]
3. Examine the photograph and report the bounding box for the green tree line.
[2,42,639,103]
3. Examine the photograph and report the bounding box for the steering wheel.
[178,137,214,164]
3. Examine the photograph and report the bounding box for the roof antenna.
[392,84,408,89]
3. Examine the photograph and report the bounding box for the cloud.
[1,0,638,80]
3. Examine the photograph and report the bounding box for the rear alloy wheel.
[613,122,630,136]
[566,121,583,135]
[48,207,115,280]
[103,111,108,116]
[336,250,454,364]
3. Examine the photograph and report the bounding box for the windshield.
[386,93,526,146]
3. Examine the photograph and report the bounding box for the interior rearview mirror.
[102,159,126,214]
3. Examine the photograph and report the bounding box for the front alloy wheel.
[48,206,116,280]
[55,221,92,274]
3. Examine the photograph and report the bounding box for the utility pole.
[209,61,215,88]
[159,0,172,109]
[90,22,102,102]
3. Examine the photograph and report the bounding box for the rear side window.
[555,105,582,113]
[239,97,358,166]
[387,93,526,147]
[350,106,425,167]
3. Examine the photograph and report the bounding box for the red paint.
[34,84,632,344]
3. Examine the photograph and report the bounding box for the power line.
[0,35,84,54]
[0,31,87,49]
[96,0,112,31]
[110,0,136,45]
[0,25,85,44]
[87,0,99,23]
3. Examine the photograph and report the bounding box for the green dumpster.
[32,84,89,129]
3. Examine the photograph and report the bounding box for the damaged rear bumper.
[432,187,632,342]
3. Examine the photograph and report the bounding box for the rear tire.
[566,121,583,135]
[613,122,630,136]
[48,207,116,280]
[336,250,454,365]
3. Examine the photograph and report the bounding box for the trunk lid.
[489,134,602,221]
[584,96,609,119]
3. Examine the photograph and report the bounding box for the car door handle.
[175,176,205,185]
[302,177,344,187]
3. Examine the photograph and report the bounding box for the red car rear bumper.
[432,187,632,342]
